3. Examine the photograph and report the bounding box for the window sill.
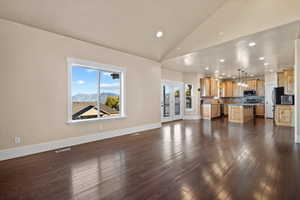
[67,115,127,124]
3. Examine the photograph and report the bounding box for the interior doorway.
[161,80,184,122]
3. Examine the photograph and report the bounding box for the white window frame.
[67,57,126,124]
[185,83,194,111]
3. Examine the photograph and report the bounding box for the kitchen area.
[200,67,295,127]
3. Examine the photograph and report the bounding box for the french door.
[161,80,184,122]
[265,82,276,118]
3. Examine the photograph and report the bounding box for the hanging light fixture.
[244,72,249,88]
[236,69,249,88]
[241,70,246,87]
[237,69,242,86]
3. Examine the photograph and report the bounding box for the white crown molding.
[0,122,161,161]
[183,115,201,120]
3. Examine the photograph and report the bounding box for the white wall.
[0,19,162,150]
[161,68,183,82]
[295,39,300,143]
[182,72,205,119]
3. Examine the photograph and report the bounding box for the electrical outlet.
[14,136,21,144]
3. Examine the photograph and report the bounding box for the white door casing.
[265,82,276,118]
[161,80,184,122]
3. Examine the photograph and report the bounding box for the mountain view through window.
[71,66,121,120]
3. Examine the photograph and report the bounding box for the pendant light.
[237,69,242,86]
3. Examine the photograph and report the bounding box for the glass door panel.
[163,85,171,118]
[174,87,181,115]
[161,81,183,122]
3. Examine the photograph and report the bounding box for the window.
[185,84,193,110]
[68,58,125,123]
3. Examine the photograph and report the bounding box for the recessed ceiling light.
[264,62,269,66]
[259,57,265,61]
[184,56,193,66]
[205,67,209,70]
[215,70,219,73]
[249,42,256,47]
[219,59,225,63]
[156,31,164,38]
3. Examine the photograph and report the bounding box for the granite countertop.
[228,103,259,106]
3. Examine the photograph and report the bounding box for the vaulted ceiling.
[1,0,300,75]
[0,0,226,61]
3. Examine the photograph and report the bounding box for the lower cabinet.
[224,104,228,116]
[275,105,294,127]
[201,104,221,120]
[228,105,254,123]
[255,104,265,116]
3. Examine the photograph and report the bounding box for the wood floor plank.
[0,118,298,200]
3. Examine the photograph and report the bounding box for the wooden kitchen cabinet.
[246,80,257,91]
[200,78,211,97]
[255,104,265,116]
[226,81,233,97]
[275,105,294,127]
[232,82,243,97]
[228,105,254,123]
[201,104,221,120]
[277,69,294,95]
[277,72,285,87]
[256,80,264,96]
[224,104,228,116]
[220,81,233,97]
[200,77,219,97]
[284,69,294,94]
[220,82,225,97]
[211,78,219,97]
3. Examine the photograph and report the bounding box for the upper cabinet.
[277,72,285,87]
[226,81,233,97]
[201,78,264,98]
[200,77,219,97]
[232,82,243,97]
[246,80,257,91]
[277,68,294,95]
[284,69,294,94]
[256,80,265,96]
[200,77,211,97]
[221,81,233,97]
[211,78,219,97]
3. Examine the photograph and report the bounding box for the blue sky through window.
[72,65,120,96]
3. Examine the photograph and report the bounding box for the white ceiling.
[0,0,226,61]
[162,22,300,77]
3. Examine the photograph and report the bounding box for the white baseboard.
[183,115,201,120]
[0,122,161,161]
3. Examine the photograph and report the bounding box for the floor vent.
[55,147,71,153]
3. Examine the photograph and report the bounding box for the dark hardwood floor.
[0,118,299,200]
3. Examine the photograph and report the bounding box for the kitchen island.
[228,104,255,123]
[201,104,221,120]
